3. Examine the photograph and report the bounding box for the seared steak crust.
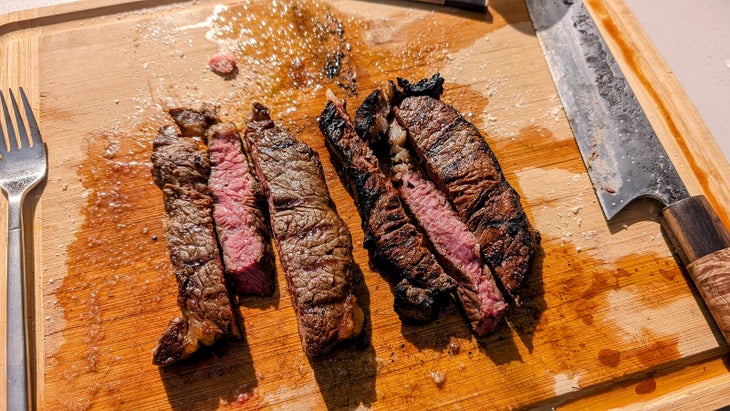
[246,103,363,356]
[151,124,239,366]
[393,92,540,302]
[319,92,456,324]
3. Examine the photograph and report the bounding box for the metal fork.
[0,88,47,411]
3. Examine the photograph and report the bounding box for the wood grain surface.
[1,0,730,409]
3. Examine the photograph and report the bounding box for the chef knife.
[525,0,730,342]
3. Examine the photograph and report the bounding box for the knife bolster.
[660,195,730,265]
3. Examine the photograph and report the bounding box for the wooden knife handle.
[661,195,730,343]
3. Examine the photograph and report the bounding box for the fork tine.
[8,89,29,149]
[19,87,42,148]
[0,90,13,152]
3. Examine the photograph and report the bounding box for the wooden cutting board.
[2,0,730,409]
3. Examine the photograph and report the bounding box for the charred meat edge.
[245,102,363,356]
[319,90,456,324]
[151,113,240,366]
[206,119,276,297]
[391,74,540,303]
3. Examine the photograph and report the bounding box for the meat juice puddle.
[54,125,173,408]
[51,1,683,407]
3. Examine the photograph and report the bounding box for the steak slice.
[392,77,540,303]
[151,123,239,366]
[207,122,275,296]
[169,106,275,296]
[386,121,507,335]
[245,102,363,356]
[319,90,456,324]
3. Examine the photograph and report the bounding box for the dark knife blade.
[526,0,730,342]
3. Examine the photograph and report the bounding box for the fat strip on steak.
[319,90,456,324]
[151,121,240,366]
[245,102,363,356]
[387,120,507,335]
[169,106,275,296]
[392,74,540,303]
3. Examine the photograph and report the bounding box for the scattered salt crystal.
[430,370,447,388]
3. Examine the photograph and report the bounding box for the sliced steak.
[151,123,239,366]
[392,76,540,303]
[319,90,456,324]
[245,102,363,356]
[207,122,275,296]
[386,121,507,335]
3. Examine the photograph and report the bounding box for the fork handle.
[6,198,30,411]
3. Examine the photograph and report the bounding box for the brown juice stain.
[634,376,657,395]
[538,243,689,374]
[51,125,174,409]
[598,348,621,367]
[634,338,680,368]
[585,0,728,228]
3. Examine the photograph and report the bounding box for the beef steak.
[245,102,363,356]
[319,90,456,324]
[392,75,540,303]
[385,121,507,335]
[151,123,239,366]
[207,121,275,296]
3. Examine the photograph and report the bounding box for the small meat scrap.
[207,122,275,296]
[392,74,541,304]
[245,102,363,356]
[319,90,456,324]
[385,120,507,336]
[208,51,237,76]
[151,119,240,366]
